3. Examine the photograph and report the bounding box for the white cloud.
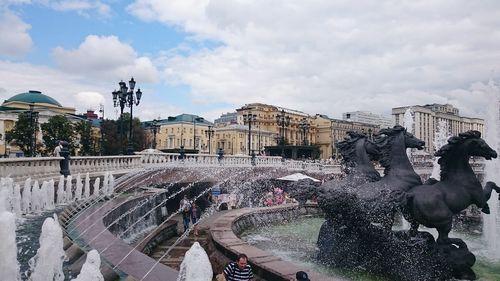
[53,35,159,83]
[44,0,111,17]
[130,0,500,118]
[0,10,32,57]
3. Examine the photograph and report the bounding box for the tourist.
[179,195,191,232]
[295,271,310,281]
[190,202,201,236]
[53,141,62,157]
[223,253,253,281]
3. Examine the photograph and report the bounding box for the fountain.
[177,242,213,281]
[287,125,500,280]
[483,79,500,260]
[71,250,104,281]
[430,119,451,180]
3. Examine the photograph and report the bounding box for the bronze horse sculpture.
[405,131,500,248]
[354,125,425,228]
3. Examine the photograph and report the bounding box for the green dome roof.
[6,90,62,107]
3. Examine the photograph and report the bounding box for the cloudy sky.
[1,0,499,122]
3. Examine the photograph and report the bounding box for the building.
[0,90,80,157]
[392,104,484,153]
[343,110,393,128]
[146,114,214,153]
[313,114,379,160]
[214,112,238,127]
[214,124,275,155]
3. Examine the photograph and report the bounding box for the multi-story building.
[150,114,214,153]
[343,110,393,128]
[312,114,379,159]
[392,104,484,153]
[214,124,275,155]
[0,90,81,157]
[214,112,238,127]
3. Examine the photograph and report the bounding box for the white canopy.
[276,173,320,182]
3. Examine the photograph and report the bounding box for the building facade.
[392,104,484,153]
[0,90,79,157]
[312,114,379,160]
[343,110,393,128]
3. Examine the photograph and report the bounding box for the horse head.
[373,125,425,168]
[436,130,497,160]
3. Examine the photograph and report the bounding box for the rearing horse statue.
[355,125,425,228]
[405,131,500,248]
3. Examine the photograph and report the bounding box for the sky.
[1,0,500,122]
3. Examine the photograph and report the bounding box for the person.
[190,202,201,236]
[223,254,253,281]
[53,141,62,157]
[296,271,310,281]
[179,195,191,232]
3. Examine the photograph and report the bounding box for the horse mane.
[337,131,367,170]
[435,130,481,180]
[373,125,406,174]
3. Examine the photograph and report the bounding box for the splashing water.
[176,242,212,281]
[430,120,450,180]
[0,211,20,280]
[483,79,500,260]
[71,250,104,281]
[403,107,414,160]
[28,215,66,281]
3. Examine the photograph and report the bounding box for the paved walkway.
[68,198,178,281]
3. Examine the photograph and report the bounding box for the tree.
[5,112,37,156]
[41,115,75,155]
[74,120,93,156]
[100,119,120,155]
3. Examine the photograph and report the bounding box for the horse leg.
[437,223,467,249]
[482,182,500,213]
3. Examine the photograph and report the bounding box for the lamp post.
[243,111,257,156]
[205,125,215,154]
[298,118,310,145]
[151,119,160,149]
[193,117,204,151]
[113,77,142,155]
[276,109,290,158]
[28,103,39,157]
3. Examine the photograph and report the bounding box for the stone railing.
[0,157,63,182]
[0,152,342,183]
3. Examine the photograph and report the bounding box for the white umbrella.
[277,173,320,182]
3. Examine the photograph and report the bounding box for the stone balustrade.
[8,151,474,184]
[0,157,62,182]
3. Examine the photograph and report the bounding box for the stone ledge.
[210,203,340,281]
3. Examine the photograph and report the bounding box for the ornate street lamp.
[28,103,39,157]
[298,118,311,145]
[151,119,160,149]
[205,125,215,154]
[242,111,257,156]
[276,109,290,158]
[193,117,204,151]
[112,77,142,154]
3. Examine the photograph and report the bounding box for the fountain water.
[483,79,500,260]
[57,175,65,205]
[71,250,104,281]
[66,175,73,202]
[84,173,91,199]
[0,211,20,280]
[28,215,66,281]
[403,107,414,160]
[430,120,451,180]
[22,178,32,214]
[176,242,212,281]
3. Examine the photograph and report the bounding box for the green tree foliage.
[41,115,75,155]
[74,120,93,156]
[100,119,121,155]
[5,112,37,156]
[100,114,147,155]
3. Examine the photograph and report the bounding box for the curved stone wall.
[210,204,343,281]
